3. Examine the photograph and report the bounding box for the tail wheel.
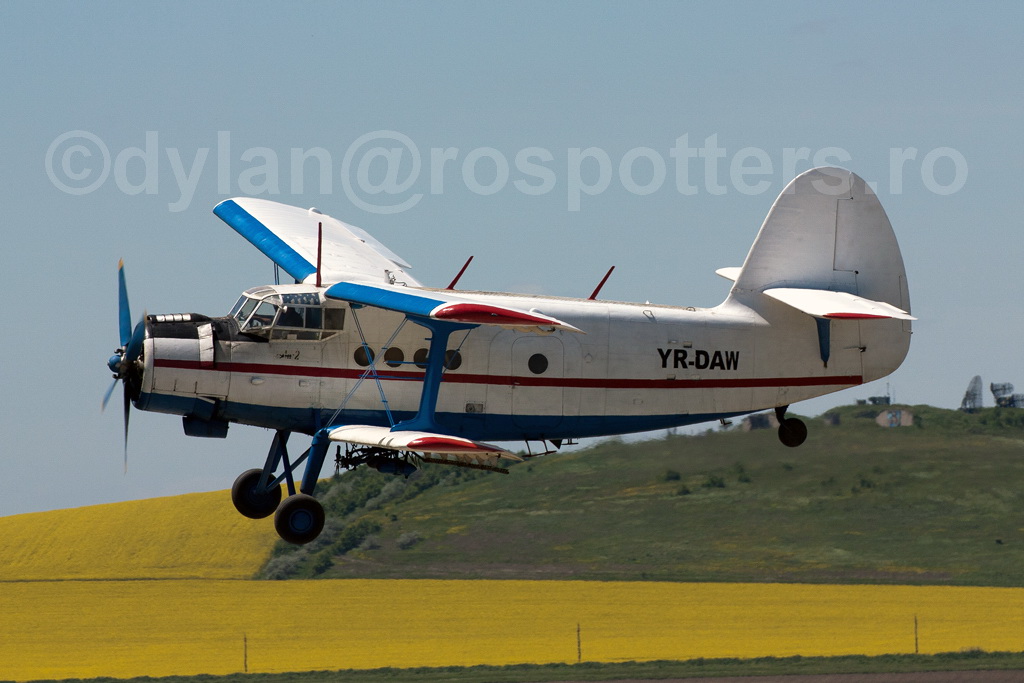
[231,468,282,519]
[778,417,808,448]
[275,494,326,545]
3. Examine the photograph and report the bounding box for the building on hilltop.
[876,409,914,428]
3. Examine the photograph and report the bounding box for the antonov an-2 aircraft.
[104,167,913,544]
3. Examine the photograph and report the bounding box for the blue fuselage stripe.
[137,391,751,441]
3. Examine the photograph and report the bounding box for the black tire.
[274,494,326,545]
[778,417,808,448]
[231,468,282,519]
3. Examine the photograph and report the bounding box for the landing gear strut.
[775,405,807,448]
[230,428,331,545]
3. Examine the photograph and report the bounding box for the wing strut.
[315,221,323,288]
[394,316,476,433]
[324,305,409,428]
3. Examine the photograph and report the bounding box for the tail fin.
[731,166,911,316]
[724,167,912,381]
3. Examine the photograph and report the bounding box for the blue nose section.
[108,353,122,374]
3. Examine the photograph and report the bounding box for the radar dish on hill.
[960,375,983,413]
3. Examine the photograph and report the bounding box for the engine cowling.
[135,313,230,437]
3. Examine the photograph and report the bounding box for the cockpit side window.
[324,308,345,331]
[247,301,279,329]
[277,306,304,328]
[304,307,323,330]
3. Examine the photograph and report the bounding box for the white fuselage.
[137,285,910,442]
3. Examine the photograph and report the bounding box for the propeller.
[103,260,146,472]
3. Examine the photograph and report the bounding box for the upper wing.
[763,287,916,320]
[325,281,583,333]
[213,198,419,286]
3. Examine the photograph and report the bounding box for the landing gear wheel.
[274,494,325,545]
[778,417,808,448]
[231,468,282,519]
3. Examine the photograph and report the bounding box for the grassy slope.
[273,405,1024,585]
[0,489,277,580]
[18,651,1024,683]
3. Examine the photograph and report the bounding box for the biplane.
[105,167,913,544]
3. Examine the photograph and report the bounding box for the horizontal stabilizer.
[325,281,583,332]
[328,425,521,471]
[763,288,916,320]
[715,267,741,282]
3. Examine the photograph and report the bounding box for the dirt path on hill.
[545,672,1024,683]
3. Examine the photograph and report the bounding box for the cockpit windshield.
[235,298,258,323]
[229,289,345,341]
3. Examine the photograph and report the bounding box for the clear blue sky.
[2,1,1021,516]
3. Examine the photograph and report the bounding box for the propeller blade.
[101,378,118,411]
[118,259,132,347]
[123,384,131,474]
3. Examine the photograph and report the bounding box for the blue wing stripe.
[325,282,446,317]
[213,200,317,282]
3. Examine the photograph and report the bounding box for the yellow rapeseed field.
[2,579,1023,681]
[3,494,1023,680]
[0,490,277,580]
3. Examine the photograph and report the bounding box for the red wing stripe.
[154,359,861,390]
[406,436,496,453]
[432,303,556,326]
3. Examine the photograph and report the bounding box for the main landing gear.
[273,494,326,546]
[231,469,282,519]
[775,405,807,448]
[230,429,332,545]
[231,431,428,545]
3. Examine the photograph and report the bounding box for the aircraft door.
[511,336,564,431]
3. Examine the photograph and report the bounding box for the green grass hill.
[0,490,276,580]
[5,404,1023,587]
[260,404,1024,586]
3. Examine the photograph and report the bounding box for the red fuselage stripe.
[153,359,862,390]
[824,313,890,319]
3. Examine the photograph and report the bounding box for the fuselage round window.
[354,346,375,367]
[528,353,548,374]
[384,347,405,368]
